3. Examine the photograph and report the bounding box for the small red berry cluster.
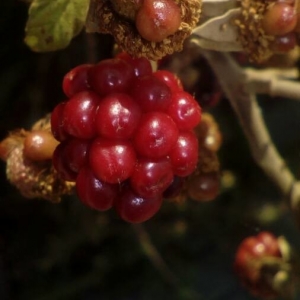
[50,53,201,223]
[234,231,283,298]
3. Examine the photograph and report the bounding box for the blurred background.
[1,1,300,299]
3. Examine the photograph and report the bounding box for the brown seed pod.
[86,0,202,60]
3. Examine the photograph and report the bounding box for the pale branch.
[199,49,300,215]
[244,68,300,101]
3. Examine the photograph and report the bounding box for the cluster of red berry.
[262,0,300,52]
[234,231,284,298]
[50,53,201,223]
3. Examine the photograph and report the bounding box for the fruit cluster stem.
[200,49,300,223]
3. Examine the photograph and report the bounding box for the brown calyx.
[109,0,142,21]
[86,0,202,60]
[1,115,74,203]
[234,0,276,63]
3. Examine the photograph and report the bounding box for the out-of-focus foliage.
[24,0,89,52]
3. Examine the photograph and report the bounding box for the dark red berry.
[169,131,198,177]
[271,32,297,53]
[89,137,136,184]
[63,91,100,139]
[52,142,78,182]
[56,138,90,173]
[130,75,172,112]
[51,102,69,142]
[62,64,93,97]
[167,91,201,130]
[76,166,118,211]
[95,93,142,139]
[130,157,173,197]
[115,185,163,223]
[153,70,183,92]
[116,52,153,77]
[133,112,179,158]
[88,58,135,96]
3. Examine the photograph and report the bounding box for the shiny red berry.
[115,185,163,223]
[130,75,172,112]
[62,64,92,98]
[168,131,198,177]
[89,137,136,184]
[95,93,142,139]
[167,91,201,130]
[133,112,179,158]
[63,91,100,139]
[88,58,135,96]
[76,166,118,211]
[130,157,174,197]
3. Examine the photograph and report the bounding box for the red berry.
[89,137,136,184]
[271,32,297,53]
[116,52,153,77]
[52,142,78,181]
[23,130,59,161]
[133,112,179,158]
[88,58,135,96]
[153,70,183,92]
[262,3,297,36]
[135,0,181,42]
[95,93,142,139]
[76,166,118,211]
[130,157,173,197]
[52,137,90,182]
[63,91,100,139]
[51,102,69,142]
[115,185,163,223]
[62,64,92,98]
[234,232,282,298]
[167,91,201,130]
[130,75,172,112]
[169,131,198,177]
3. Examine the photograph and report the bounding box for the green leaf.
[24,0,89,52]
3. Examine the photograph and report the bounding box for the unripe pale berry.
[23,130,59,161]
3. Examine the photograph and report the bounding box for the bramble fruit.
[51,53,202,223]
[234,231,283,298]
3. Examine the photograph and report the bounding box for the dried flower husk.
[234,0,276,63]
[86,0,202,60]
[1,116,74,203]
[167,113,221,203]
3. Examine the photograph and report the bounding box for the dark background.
[1,1,300,299]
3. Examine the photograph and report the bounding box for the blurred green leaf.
[24,0,89,52]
